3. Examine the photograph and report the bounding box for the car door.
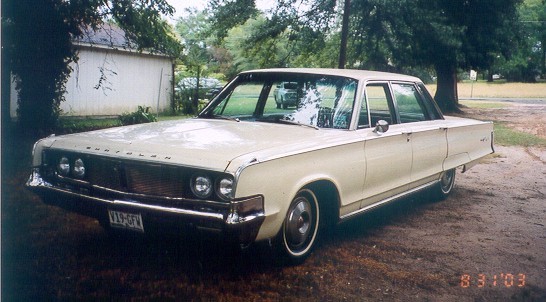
[359,82,413,208]
[391,82,447,187]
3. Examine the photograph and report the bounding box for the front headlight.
[191,174,213,199]
[57,157,70,176]
[73,158,86,179]
[217,177,234,201]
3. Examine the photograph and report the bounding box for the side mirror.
[373,120,389,134]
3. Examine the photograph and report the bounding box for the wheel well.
[305,180,340,228]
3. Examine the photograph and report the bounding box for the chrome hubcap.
[285,197,312,250]
[440,170,455,193]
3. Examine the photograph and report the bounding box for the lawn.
[56,115,191,134]
[458,100,511,109]
[493,122,546,147]
[426,82,546,99]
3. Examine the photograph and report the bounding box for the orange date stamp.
[460,273,526,288]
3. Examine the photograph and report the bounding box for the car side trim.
[339,180,438,221]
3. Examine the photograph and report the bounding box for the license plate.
[108,210,144,232]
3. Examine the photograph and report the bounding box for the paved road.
[461,97,545,104]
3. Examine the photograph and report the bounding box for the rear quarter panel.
[443,116,494,170]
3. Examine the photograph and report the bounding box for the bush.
[57,117,121,134]
[119,106,157,125]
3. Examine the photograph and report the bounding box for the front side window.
[201,73,357,130]
[361,83,395,128]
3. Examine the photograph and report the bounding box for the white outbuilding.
[10,24,174,118]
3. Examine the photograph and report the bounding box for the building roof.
[72,24,171,58]
[75,24,135,50]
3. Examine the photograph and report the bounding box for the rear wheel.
[432,169,456,200]
[275,189,320,265]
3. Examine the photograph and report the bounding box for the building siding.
[10,45,173,118]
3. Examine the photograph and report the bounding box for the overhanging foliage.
[2,0,181,135]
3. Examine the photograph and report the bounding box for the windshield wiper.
[204,115,240,122]
[259,117,319,130]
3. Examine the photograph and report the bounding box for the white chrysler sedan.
[27,68,494,264]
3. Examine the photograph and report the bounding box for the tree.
[531,0,546,79]
[349,0,522,112]
[209,0,523,113]
[176,9,215,113]
[338,0,351,68]
[210,0,339,72]
[224,16,292,71]
[207,0,259,41]
[497,0,546,81]
[540,0,546,77]
[2,0,180,135]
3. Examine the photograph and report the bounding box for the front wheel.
[282,97,289,109]
[275,189,320,265]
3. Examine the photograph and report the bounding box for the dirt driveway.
[2,102,545,301]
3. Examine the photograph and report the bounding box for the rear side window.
[391,83,428,123]
[416,83,443,120]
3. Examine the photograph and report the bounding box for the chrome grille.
[125,162,184,197]
[67,156,185,198]
[87,158,124,191]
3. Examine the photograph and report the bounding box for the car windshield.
[199,73,358,129]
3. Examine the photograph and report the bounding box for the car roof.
[241,68,422,83]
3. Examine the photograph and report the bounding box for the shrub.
[119,106,157,125]
[57,117,121,134]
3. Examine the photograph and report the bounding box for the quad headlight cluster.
[50,151,234,201]
[57,156,85,179]
[190,173,234,201]
[56,156,86,179]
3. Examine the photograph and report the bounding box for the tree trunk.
[434,63,461,113]
[2,51,11,135]
[171,62,176,113]
[540,39,546,79]
[338,0,350,69]
[193,65,201,114]
[487,71,494,82]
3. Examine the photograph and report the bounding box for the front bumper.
[26,168,265,244]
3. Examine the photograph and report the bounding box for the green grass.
[57,117,121,134]
[426,82,546,99]
[156,115,192,122]
[57,114,191,134]
[494,123,546,147]
[459,100,511,109]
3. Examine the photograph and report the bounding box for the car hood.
[46,118,350,172]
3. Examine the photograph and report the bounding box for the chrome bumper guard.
[26,168,265,244]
